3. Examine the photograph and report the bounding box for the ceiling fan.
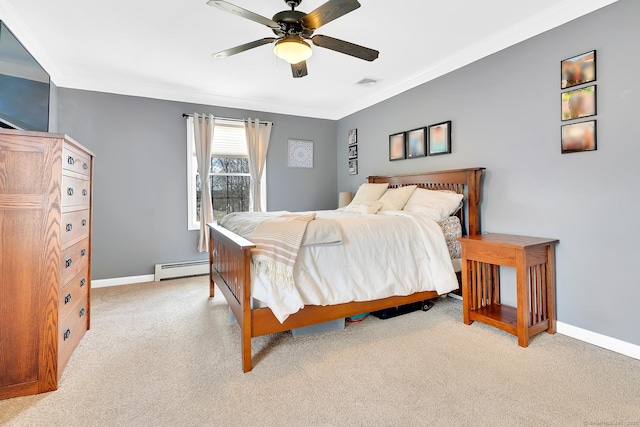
[207,0,379,78]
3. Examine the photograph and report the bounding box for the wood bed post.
[466,169,484,236]
[208,226,215,298]
[241,247,253,373]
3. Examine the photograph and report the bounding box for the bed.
[207,167,485,372]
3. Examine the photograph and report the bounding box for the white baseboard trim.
[92,275,155,289]
[556,321,639,360]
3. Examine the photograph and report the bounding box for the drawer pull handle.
[79,308,85,318]
[67,188,74,196]
[67,156,75,165]
[83,163,88,170]
[64,293,72,304]
[63,329,71,341]
[66,223,73,232]
[65,258,72,268]
[82,219,87,227]
[80,278,86,287]
[81,249,86,257]
[82,189,87,196]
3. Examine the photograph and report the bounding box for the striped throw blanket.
[251,213,316,289]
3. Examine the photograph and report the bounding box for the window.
[186,117,266,230]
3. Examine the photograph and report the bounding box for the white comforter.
[221,210,459,323]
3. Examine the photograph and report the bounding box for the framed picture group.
[560,50,597,154]
[389,121,452,161]
[348,128,358,175]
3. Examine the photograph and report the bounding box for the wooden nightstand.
[457,233,559,347]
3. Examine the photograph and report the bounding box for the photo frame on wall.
[348,129,357,146]
[561,85,596,121]
[427,121,452,155]
[348,160,358,175]
[348,145,358,160]
[389,132,406,161]
[561,50,596,89]
[406,127,426,159]
[389,132,406,160]
[561,120,596,153]
[287,139,314,168]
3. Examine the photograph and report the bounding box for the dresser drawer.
[59,268,89,316]
[61,209,90,247]
[60,238,89,286]
[61,175,90,208]
[62,145,91,177]
[58,293,88,375]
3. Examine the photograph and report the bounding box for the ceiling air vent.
[356,78,379,87]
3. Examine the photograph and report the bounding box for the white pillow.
[349,183,389,205]
[344,201,383,214]
[378,185,417,211]
[403,188,464,221]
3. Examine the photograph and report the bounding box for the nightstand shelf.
[458,233,558,347]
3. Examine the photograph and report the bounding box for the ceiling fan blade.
[212,38,278,59]
[301,0,361,31]
[291,61,308,78]
[207,0,281,30]
[311,35,379,62]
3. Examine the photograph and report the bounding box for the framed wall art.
[427,121,452,155]
[561,85,596,121]
[406,127,426,159]
[348,144,358,160]
[348,129,357,146]
[561,50,596,89]
[561,120,596,153]
[348,160,358,175]
[389,132,406,161]
[287,139,314,168]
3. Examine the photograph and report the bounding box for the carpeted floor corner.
[1,276,638,426]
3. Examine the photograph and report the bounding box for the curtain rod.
[181,113,272,126]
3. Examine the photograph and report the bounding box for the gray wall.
[48,81,57,132]
[337,0,640,345]
[57,89,336,280]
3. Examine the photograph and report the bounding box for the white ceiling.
[0,0,618,120]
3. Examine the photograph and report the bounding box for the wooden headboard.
[368,168,485,236]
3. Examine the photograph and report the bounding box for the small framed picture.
[561,85,596,121]
[561,50,596,89]
[348,129,357,146]
[406,127,426,159]
[348,145,358,160]
[348,160,358,175]
[427,121,452,155]
[389,132,406,161]
[561,120,596,153]
[287,139,314,168]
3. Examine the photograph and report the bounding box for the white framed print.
[288,139,314,168]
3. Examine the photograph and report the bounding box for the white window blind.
[210,120,247,157]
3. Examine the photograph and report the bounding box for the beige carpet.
[1,276,639,427]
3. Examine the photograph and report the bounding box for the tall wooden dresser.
[0,129,94,399]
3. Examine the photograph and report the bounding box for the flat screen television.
[0,20,50,132]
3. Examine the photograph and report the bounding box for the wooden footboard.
[208,167,485,372]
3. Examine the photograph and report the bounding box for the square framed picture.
[348,145,358,160]
[348,160,358,175]
[406,127,426,159]
[561,85,596,121]
[561,120,596,153]
[389,132,406,161]
[427,121,452,155]
[561,50,596,89]
[287,139,314,168]
[348,129,357,146]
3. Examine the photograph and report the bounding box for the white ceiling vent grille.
[356,78,380,87]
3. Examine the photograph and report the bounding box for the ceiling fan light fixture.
[273,36,312,64]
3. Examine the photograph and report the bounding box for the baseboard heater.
[154,260,209,281]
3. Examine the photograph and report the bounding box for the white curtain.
[245,118,272,212]
[193,113,215,252]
